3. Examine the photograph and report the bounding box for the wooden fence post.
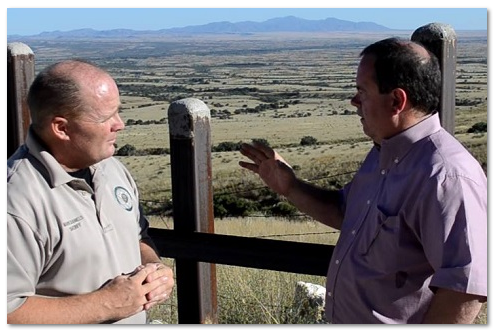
[7,42,35,158]
[168,98,217,324]
[411,22,457,134]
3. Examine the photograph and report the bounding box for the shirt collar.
[379,113,443,169]
[25,128,98,188]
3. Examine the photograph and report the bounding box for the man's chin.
[361,128,374,141]
[103,148,115,160]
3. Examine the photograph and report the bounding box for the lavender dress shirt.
[325,113,487,323]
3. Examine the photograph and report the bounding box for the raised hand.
[239,141,297,197]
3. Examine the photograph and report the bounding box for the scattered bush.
[116,144,137,156]
[252,138,270,147]
[213,194,258,218]
[126,118,167,126]
[213,141,243,152]
[468,122,487,133]
[300,136,318,146]
[115,145,169,156]
[267,201,298,218]
[142,148,169,156]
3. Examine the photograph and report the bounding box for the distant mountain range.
[8,16,393,39]
[166,16,391,33]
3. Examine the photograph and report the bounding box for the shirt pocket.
[361,206,400,257]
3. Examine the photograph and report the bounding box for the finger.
[130,263,159,283]
[145,266,171,284]
[239,144,258,162]
[142,278,171,306]
[147,283,172,307]
[123,264,145,277]
[143,299,158,311]
[146,283,171,302]
[240,143,267,163]
[143,268,173,291]
[252,141,275,159]
[147,273,172,291]
[239,161,259,173]
[143,296,164,311]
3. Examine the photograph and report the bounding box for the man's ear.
[51,116,70,141]
[391,88,408,115]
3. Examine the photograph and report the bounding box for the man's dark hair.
[360,37,442,114]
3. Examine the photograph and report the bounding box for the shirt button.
[381,169,386,175]
[394,157,399,164]
[327,291,332,297]
[366,200,371,205]
[351,230,356,235]
[335,260,340,265]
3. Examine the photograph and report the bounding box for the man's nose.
[113,113,125,131]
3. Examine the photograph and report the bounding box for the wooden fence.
[7,23,456,324]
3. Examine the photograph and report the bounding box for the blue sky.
[6,7,488,36]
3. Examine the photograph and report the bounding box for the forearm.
[286,178,344,229]
[140,240,162,264]
[422,288,485,324]
[7,291,116,324]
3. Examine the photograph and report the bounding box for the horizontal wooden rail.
[149,228,334,276]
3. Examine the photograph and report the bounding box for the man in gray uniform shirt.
[239,38,487,323]
[7,60,174,324]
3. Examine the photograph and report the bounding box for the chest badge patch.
[114,186,133,211]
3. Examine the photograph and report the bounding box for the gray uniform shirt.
[325,114,487,323]
[7,130,151,324]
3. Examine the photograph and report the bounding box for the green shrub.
[116,144,137,156]
[213,194,258,218]
[468,122,487,133]
[213,141,243,152]
[252,138,270,147]
[267,201,298,218]
[300,136,318,146]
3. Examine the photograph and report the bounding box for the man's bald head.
[27,60,116,134]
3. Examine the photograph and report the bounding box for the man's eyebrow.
[112,108,121,116]
[99,108,121,122]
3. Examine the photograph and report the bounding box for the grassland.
[19,30,487,324]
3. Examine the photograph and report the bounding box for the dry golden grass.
[148,215,339,245]
[116,111,364,149]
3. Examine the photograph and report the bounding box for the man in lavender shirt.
[239,38,487,323]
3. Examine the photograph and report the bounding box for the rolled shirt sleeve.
[419,172,487,296]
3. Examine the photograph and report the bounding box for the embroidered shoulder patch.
[114,186,133,211]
